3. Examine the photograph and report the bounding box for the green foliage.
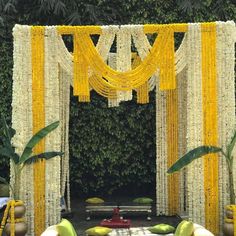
[0,42,13,181]
[0,117,63,198]
[69,91,156,196]
[167,130,236,203]
[0,117,63,165]
[19,121,62,164]
[167,146,222,174]
[0,0,235,197]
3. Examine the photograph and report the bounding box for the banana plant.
[167,130,236,204]
[0,116,63,199]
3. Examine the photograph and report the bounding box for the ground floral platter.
[107,227,173,236]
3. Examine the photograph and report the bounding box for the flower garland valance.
[62,24,188,102]
[30,23,190,103]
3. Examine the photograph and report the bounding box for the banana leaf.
[227,130,236,158]
[0,147,19,163]
[1,116,14,141]
[0,116,19,163]
[19,121,59,164]
[24,151,64,164]
[167,146,222,174]
[0,176,8,185]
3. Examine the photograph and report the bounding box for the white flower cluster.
[186,23,205,226]
[216,21,236,233]
[44,26,61,227]
[12,25,35,235]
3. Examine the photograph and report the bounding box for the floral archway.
[11,21,235,235]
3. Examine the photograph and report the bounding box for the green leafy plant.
[0,116,63,199]
[167,131,236,204]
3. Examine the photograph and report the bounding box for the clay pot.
[223,206,235,236]
[226,209,234,219]
[4,201,27,236]
[223,221,234,236]
[5,222,28,236]
[14,204,26,218]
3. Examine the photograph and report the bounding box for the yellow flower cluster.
[31,26,46,236]
[57,24,190,103]
[201,22,219,235]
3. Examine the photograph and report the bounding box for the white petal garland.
[11,25,34,235]
[44,26,61,226]
[116,25,132,103]
[216,21,236,232]
[59,66,71,211]
[186,23,205,226]
[156,72,168,215]
[177,67,188,214]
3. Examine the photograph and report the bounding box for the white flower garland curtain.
[11,21,235,236]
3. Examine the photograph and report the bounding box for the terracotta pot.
[14,204,26,218]
[4,201,27,236]
[224,205,235,236]
[223,221,234,236]
[5,222,28,236]
[226,209,234,219]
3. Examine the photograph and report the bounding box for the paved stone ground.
[0,198,182,236]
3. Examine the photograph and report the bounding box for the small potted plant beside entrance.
[167,131,236,236]
[0,117,63,236]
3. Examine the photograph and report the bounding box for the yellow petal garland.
[158,28,176,90]
[201,22,219,235]
[132,54,149,104]
[57,24,189,103]
[73,33,90,102]
[31,26,46,236]
[76,31,164,89]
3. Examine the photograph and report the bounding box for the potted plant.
[167,130,236,236]
[0,116,63,236]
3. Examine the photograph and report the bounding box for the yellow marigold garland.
[0,200,24,236]
[57,24,187,103]
[143,23,188,34]
[158,28,176,90]
[89,74,118,99]
[76,29,167,90]
[132,53,149,104]
[73,33,90,102]
[201,22,219,235]
[31,26,46,236]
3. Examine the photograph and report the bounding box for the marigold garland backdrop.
[11,21,235,236]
